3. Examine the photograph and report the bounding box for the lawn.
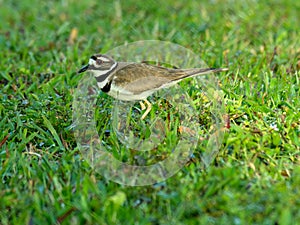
[0,0,300,224]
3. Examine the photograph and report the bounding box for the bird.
[78,54,228,119]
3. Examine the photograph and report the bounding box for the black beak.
[78,64,89,73]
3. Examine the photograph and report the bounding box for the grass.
[0,0,300,224]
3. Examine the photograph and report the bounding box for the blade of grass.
[42,115,65,150]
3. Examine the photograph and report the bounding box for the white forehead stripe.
[89,58,95,65]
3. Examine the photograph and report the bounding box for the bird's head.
[78,54,117,81]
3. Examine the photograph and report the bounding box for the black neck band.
[101,80,112,93]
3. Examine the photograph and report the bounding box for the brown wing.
[113,63,226,94]
[113,63,192,93]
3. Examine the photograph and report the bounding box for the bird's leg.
[140,99,152,120]
[139,101,146,110]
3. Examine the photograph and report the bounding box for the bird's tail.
[172,67,228,81]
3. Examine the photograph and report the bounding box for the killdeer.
[78,54,228,119]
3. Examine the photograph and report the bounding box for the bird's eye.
[96,59,103,65]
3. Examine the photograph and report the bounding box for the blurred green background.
[0,0,299,224]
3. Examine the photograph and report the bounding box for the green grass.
[0,0,300,224]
